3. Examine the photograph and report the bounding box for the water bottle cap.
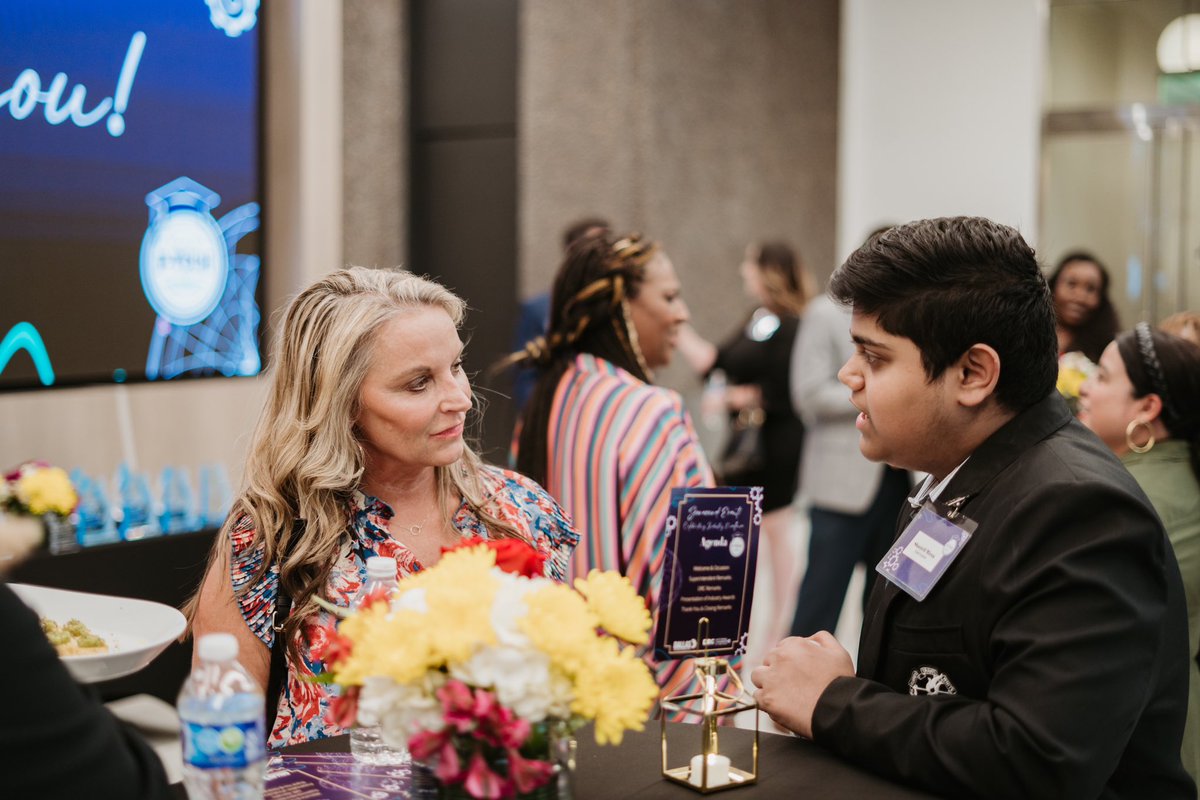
[365,556,397,580]
[197,633,239,662]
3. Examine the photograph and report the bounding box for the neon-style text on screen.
[0,31,145,137]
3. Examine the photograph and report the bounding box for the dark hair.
[1116,326,1200,481]
[562,216,611,249]
[753,241,808,316]
[514,231,658,485]
[1048,251,1120,362]
[829,216,1058,412]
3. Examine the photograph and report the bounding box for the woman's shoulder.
[477,464,556,505]
[228,513,257,547]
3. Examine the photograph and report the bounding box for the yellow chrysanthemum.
[570,638,659,745]
[1056,367,1087,399]
[15,467,77,516]
[417,547,499,662]
[574,570,651,645]
[337,545,500,686]
[520,583,599,675]
[335,602,437,685]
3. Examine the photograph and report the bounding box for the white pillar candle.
[688,753,731,787]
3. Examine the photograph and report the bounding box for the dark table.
[171,722,940,799]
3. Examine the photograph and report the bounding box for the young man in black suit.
[751,217,1195,799]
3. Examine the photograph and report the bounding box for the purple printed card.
[266,753,414,799]
[653,486,761,659]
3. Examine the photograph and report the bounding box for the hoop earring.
[618,298,653,381]
[1125,419,1155,454]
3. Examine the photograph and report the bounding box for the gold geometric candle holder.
[660,622,758,793]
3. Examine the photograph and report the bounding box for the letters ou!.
[0,31,146,137]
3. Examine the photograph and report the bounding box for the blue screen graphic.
[0,0,261,389]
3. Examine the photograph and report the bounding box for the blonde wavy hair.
[185,266,521,662]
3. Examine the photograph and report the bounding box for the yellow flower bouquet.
[1056,351,1097,416]
[314,540,659,800]
[0,461,78,563]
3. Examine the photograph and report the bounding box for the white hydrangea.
[359,672,446,749]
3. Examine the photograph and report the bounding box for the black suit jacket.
[812,392,1196,800]
[1,581,174,799]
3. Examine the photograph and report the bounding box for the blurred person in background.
[1049,250,1120,362]
[1079,323,1200,783]
[677,241,811,645]
[787,227,911,640]
[511,216,611,413]
[188,267,577,747]
[510,231,715,700]
[1162,311,1200,347]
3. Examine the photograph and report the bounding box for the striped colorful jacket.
[542,353,718,700]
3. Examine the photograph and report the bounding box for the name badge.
[877,502,976,601]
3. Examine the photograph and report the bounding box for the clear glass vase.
[415,721,575,800]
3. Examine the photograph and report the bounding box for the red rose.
[442,538,547,578]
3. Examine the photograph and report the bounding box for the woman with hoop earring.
[508,230,718,703]
[1079,322,1200,782]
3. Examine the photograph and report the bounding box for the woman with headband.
[510,231,715,699]
[1079,322,1200,781]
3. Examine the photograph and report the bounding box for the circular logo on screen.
[140,208,229,326]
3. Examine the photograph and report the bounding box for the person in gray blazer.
[788,292,910,637]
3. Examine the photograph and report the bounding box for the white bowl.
[11,583,187,683]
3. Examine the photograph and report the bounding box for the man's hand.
[750,631,854,739]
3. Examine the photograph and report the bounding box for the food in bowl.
[41,617,110,657]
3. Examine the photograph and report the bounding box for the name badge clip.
[877,500,977,602]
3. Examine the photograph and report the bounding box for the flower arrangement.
[315,539,660,800]
[1056,351,1097,415]
[0,461,78,563]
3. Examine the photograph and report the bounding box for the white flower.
[359,673,445,749]
[392,585,427,614]
[488,570,547,648]
[449,644,571,722]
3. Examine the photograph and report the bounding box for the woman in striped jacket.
[511,230,716,701]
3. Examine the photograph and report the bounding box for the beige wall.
[0,0,343,487]
[838,0,1044,260]
[519,0,839,408]
[342,0,408,270]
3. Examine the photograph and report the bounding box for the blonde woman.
[187,267,578,747]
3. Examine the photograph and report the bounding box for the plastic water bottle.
[179,633,266,799]
[350,556,409,765]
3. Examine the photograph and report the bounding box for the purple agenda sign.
[654,486,762,660]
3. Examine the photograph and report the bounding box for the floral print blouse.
[229,465,579,748]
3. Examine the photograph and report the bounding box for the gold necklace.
[394,506,434,536]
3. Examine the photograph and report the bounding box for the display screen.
[0,0,262,390]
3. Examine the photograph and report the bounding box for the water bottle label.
[182,718,265,769]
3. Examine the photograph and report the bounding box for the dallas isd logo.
[140,178,229,327]
[908,666,957,696]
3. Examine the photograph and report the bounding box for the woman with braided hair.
[1079,323,1200,782]
[510,231,717,700]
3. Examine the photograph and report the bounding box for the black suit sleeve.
[812,480,1184,799]
[1,582,175,800]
